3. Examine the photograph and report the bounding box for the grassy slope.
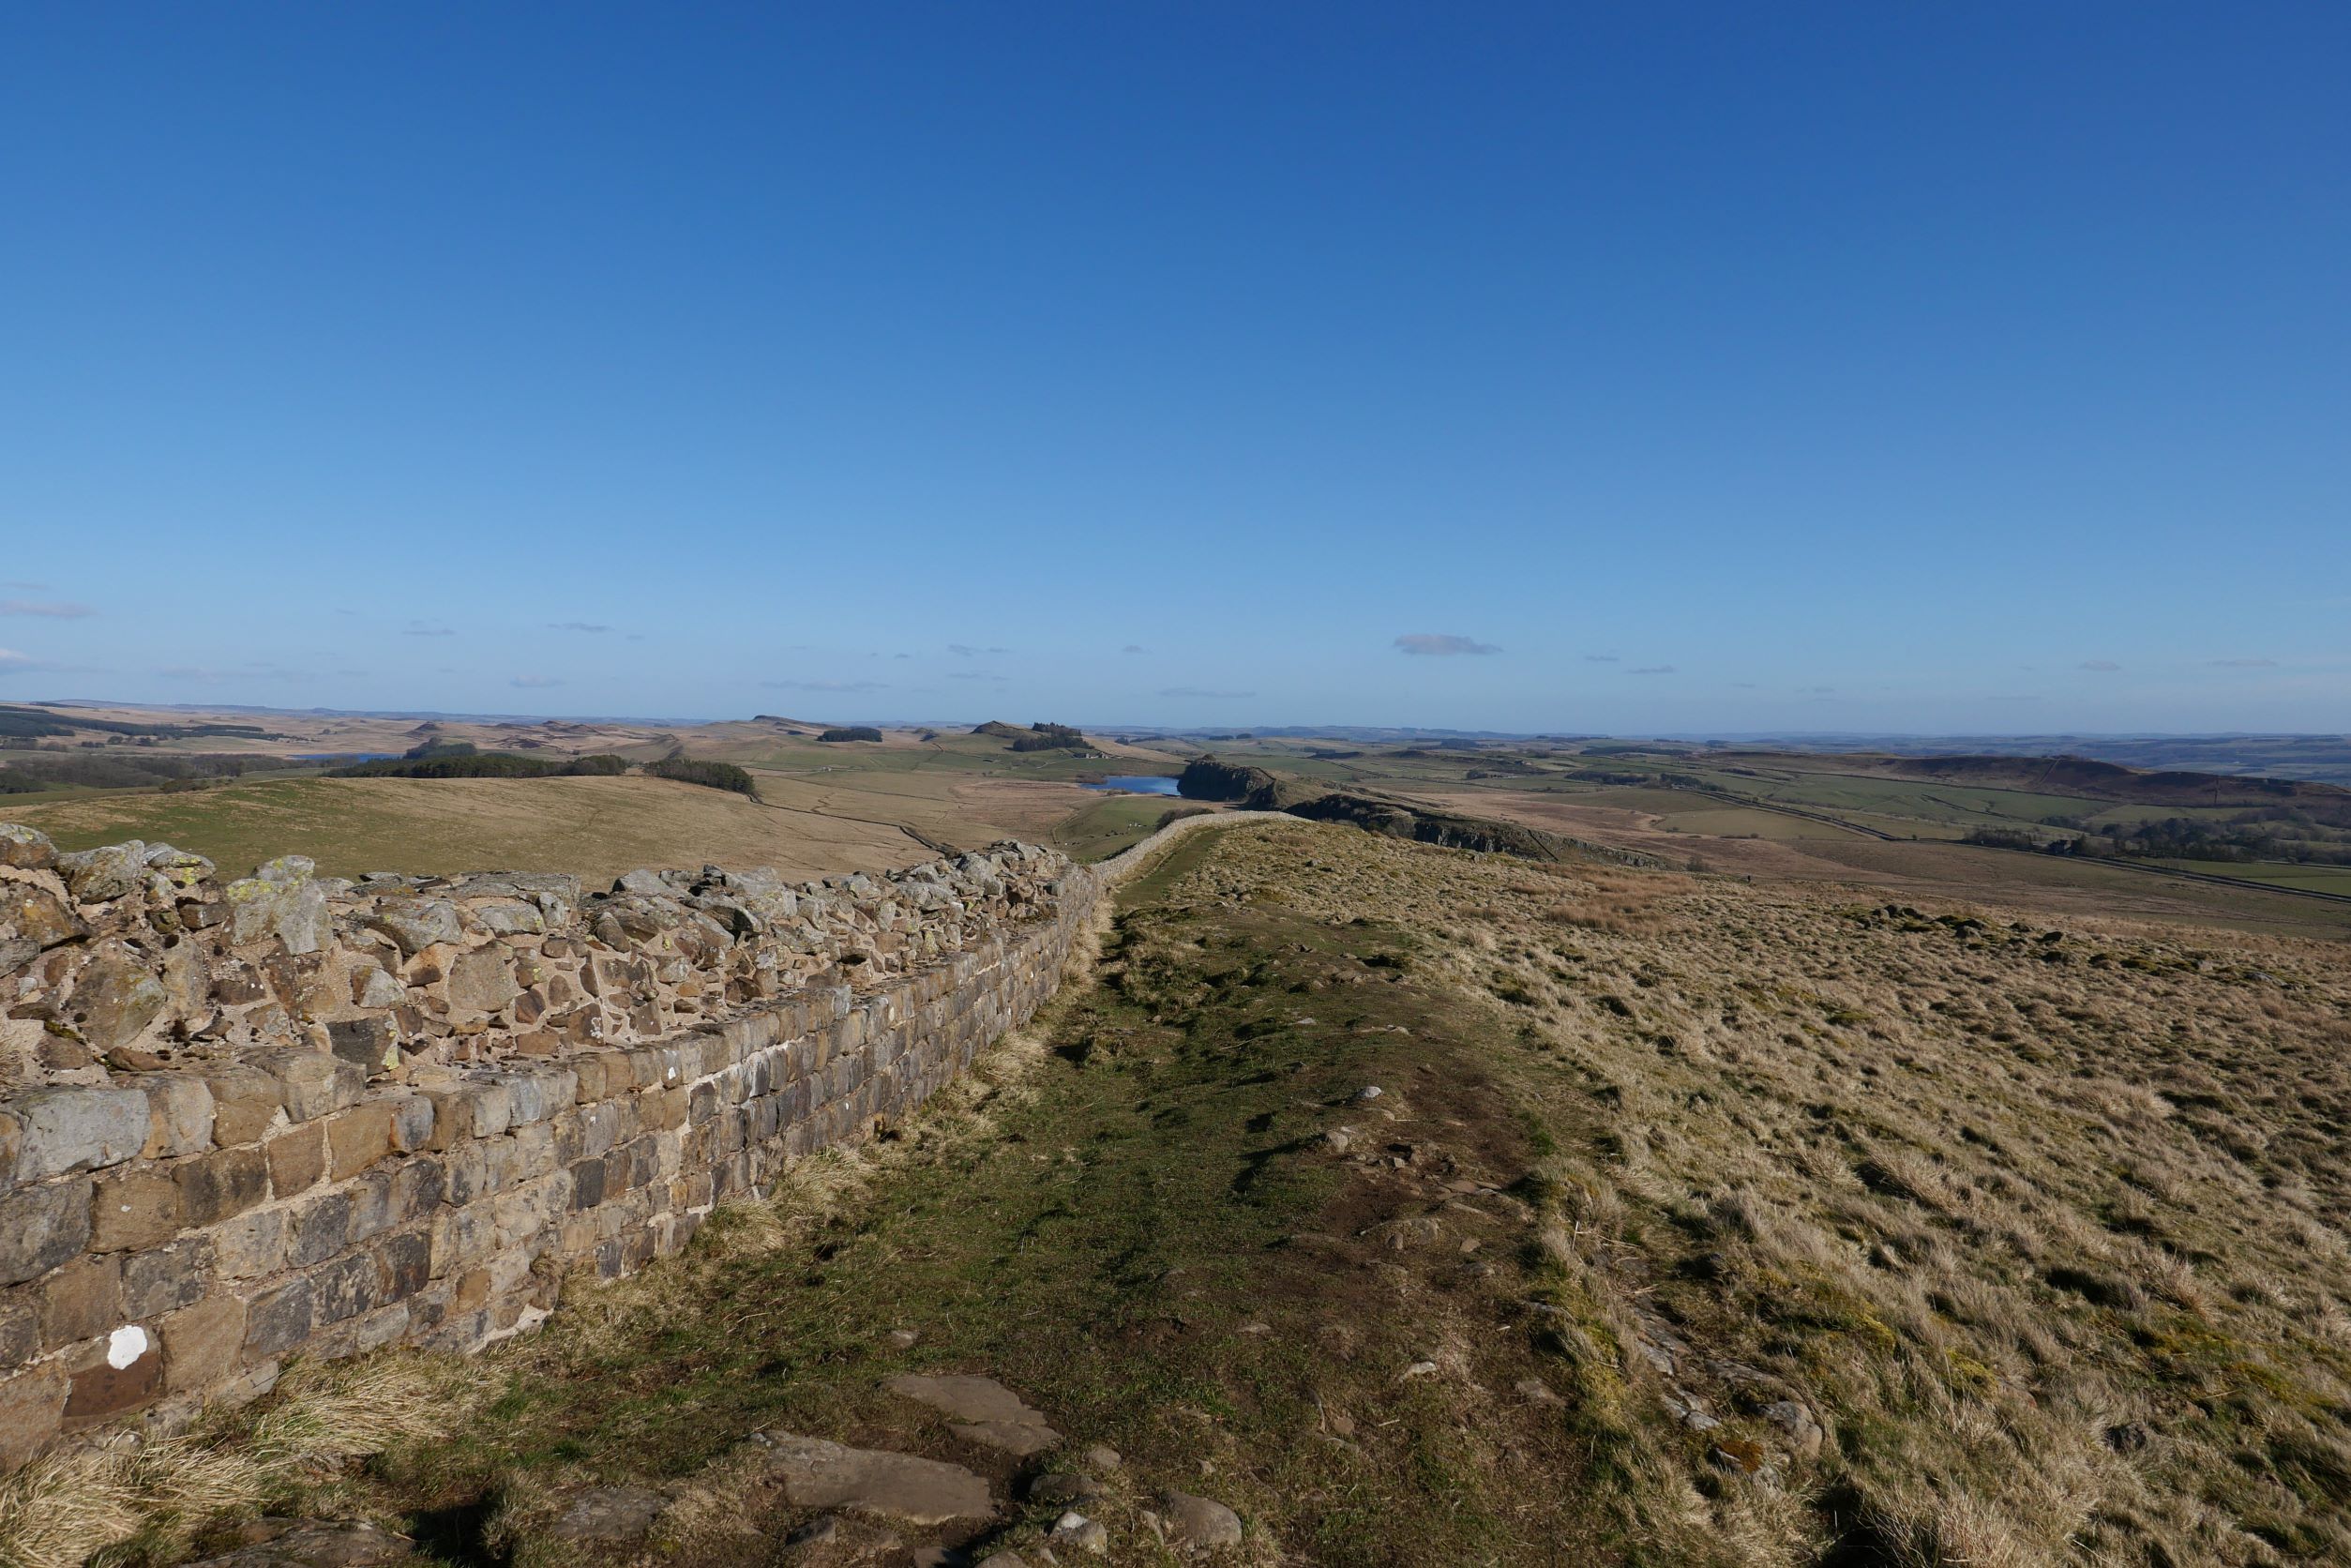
[0,776,927,882]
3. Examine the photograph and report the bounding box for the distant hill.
[1854,753,2351,812]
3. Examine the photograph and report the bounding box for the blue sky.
[2,4,2343,733]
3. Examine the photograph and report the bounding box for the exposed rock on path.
[885,1371,1062,1455]
[758,1431,994,1525]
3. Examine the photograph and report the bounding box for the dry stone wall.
[0,822,1102,1469]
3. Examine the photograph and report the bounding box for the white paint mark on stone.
[106,1324,149,1369]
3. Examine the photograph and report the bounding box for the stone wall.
[0,823,1103,1469]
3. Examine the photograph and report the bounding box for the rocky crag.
[0,823,1097,1468]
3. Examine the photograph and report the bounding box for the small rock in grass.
[1028,1470,1104,1506]
[1047,1512,1108,1554]
[1079,1443,1123,1472]
[1401,1359,1439,1380]
[1515,1378,1560,1405]
[784,1515,840,1546]
[1161,1490,1244,1547]
[886,1328,920,1349]
[977,1554,1031,1568]
[1354,1085,1383,1102]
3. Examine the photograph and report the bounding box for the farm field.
[2154,859,2351,897]
[0,775,931,882]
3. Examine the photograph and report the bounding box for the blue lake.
[1082,775,1182,795]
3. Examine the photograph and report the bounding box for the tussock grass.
[0,1354,484,1568]
[1169,822,2351,1565]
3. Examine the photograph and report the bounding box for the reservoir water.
[1082,775,1182,795]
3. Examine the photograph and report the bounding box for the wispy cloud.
[1583,653,1619,663]
[946,671,1006,682]
[0,600,94,619]
[1122,644,1146,655]
[1394,633,1499,657]
[2209,656,2277,668]
[0,647,42,671]
[761,679,887,692]
[1159,686,1254,699]
[402,620,456,638]
[0,580,46,592]
[1628,665,1677,675]
[548,621,610,634]
[157,662,301,682]
[2078,659,2121,672]
[509,675,563,688]
[948,643,1011,657]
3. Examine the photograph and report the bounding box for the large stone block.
[326,1102,396,1182]
[158,1293,244,1393]
[193,1064,285,1146]
[12,1086,151,1181]
[175,1146,268,1227]
[141,1075,216,1159]
[242,1278,313,1361]
[38,1251,123,1349]
[264,1123,326,1198]
[249,1048,366,1123]
[0,1177,92,1286]
[0,1366,68,1471]
[121,1238,212,1319]
[89,1167,182,1252]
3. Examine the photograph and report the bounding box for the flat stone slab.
[186,1520,417,1566]
[884,1373,1046,1425]
[544,1485,669,1545]
[950,1417,1062,1456]
[885,1373,1062,1454]
[760,1432,994,1525]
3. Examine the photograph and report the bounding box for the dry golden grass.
[1162,822,2351,1566]
[0,1354,484,1568]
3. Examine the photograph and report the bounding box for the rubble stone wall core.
[0,822,1102,1468]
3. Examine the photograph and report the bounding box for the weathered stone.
[143,1074,217,1158]
[353,964,405,1009]
[366,899,462,957]
[197,1065,287,1145]
[326,1102,397,1181]
[0,1177,93,1285]
[250,1048,366,1122]
[63,1332,163,1426]
[158,940,210,1021]
[759,1432,993,1524]
[39,1251,124,1347]
[447,950,520,1013]
[91,1166,184,1251]
[57,840,147,903]
[469,898,546,937]
[176,1146,269,1226]
[265,1123,327,1197]
[1027,1470,1105,1506]
[542,1485,669,1546]
[13,1085,150,1180]
[1762,1398,1825,1460]
[0,1298,36,1366]
[63,951,169,1051]
[181,1518,415,1567]
[242,1278,313,1359]
[327,1017,399,1073]
[143,843,216,888]
[2,882,83,952]
[225,859,331,956]
[159,1294,246,1393]
[0,822,57,870]
[1161,1490,1244,1547]
[0,1367,68,1470]
[122,1239,212,1318]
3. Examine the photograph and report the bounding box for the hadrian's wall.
[0,822,1107,1469]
